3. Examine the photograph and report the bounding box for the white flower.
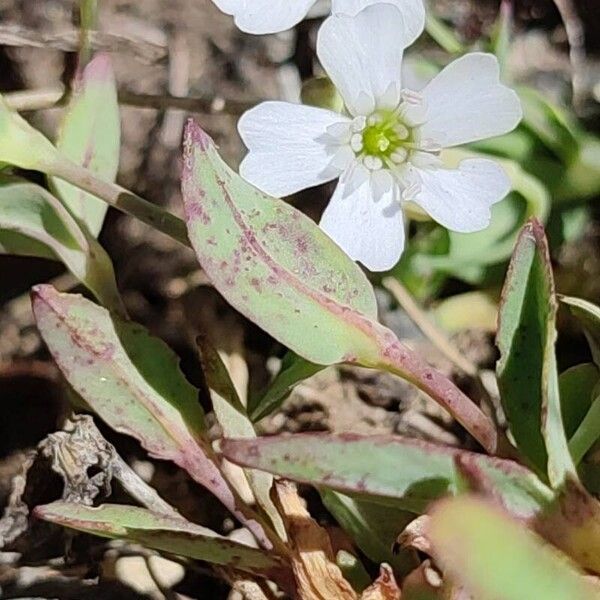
[238,3,523,271]
[212,0,424,38]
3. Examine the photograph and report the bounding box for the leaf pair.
[32,285,279,551]
[0,54,121,310]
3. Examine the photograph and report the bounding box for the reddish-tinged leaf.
[222,434,551,517]
[35,502,287,577]
[32,285,276,550]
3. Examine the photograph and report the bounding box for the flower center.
[350,110,414,171]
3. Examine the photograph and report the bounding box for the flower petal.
[331,0,425,44]
[317,3,414,116]
[320,178,405,271]
[419,53,523,148]
[411,158,511,233]
[212,0,315,34]
[238,101,351,197]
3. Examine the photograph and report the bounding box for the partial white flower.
[212,0,424,39]
[238,4,523,271]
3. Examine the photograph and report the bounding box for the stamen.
[391,148,408,164]
[363,155,383,171]
[394,124,409,140]
[351,116,367,132]
[350,133,364,152]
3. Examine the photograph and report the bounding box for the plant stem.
[50,158,191,248]
[3,86,255,115]
[372,329,501,455]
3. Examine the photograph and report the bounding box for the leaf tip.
[184,119,214,155]
[82,52,115,84]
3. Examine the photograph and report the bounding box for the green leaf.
[569,393,600,465]
[0,176,122,312]
[496,219,576,485]
[560,295,600,367]
[0,94,60,170]
[518,87,581,161]
[320,490,416,574]
[32,285,275,549]
[35,502,286,577]
[222,434,552,517]
[197,336,286,540]
[50,53,120,237]
[559,363,600,438]
[250,352,324,422]
[429,496,600,600]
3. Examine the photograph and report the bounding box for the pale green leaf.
[50,53,120,236]
[35,502,286,577]
[0,176,121,312]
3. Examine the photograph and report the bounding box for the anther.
[351,116,367,132]
[391,148,409,164]
[350,133,364,152]
[394,124,410,140]
[363,155,383,171]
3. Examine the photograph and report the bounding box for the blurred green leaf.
[518,87,581,162]
[433,291,498,334]
[32,285,273,548]
[424,14,464,55]
[429,496,600,600]
[50,53,120,236]
[301,77,343,112]
[320,490,416,574]
[250,352,324,422]
[559,363,600,438]
[222,433,552,517]
[35,502,286,577]
[560,295,600,367]
[0,176,122,312]
[0,95,61,170]
[490,0,512,74]
[497,220,576,485]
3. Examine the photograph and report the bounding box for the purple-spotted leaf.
[35,502,286,578]
[0,176,122,313]
[182,120,378,367]
[429,496,600,600]
[497,219,576,486]
[222,434,552,517]
[32,285,275,550]
[181,120,499,453]
[50,53,120,237]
